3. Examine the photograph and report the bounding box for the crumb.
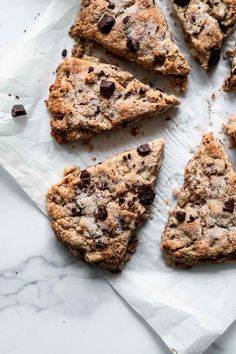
[211,93,216,101]
[91,156,97,161]
[130,126,140,137]
[82,141,94,151]
[24,30,26,33]
[165,116,171,121]
[15,95,20,99]
[173,188,179,197]
[8,93,11,97]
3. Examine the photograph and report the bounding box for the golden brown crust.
[224,115,236,146]
[223,47,236,91]
[47,139,165,272]
[70,0,190,84]
[161,133,236,267]
[172,0,236,70]
[47,56,180,144]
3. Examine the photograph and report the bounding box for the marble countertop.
[0,1,235,353]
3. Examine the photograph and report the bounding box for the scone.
[47,56,180,144]
[162,133,236,267]
[224,115,236,146]
[172,0,236,70]
[47,139,165,272]
[223,47,236,91]
[70,0,190,90]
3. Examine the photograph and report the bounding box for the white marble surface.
[0,1,236,353]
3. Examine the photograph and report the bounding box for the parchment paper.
[0,0,235,353]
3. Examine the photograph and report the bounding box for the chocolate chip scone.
[224,115,236,146]
[223,47,236,91]
[47,139,164,272]
[47,56,180,144]
[161,133,236,268]
[172,0,236,70]
[70,0,190,90]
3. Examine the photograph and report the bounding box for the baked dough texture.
[172,0,236,70]
[70,0,190,85]
[162,133,236,267]
[47,57,180,143]
[47,139,164,272]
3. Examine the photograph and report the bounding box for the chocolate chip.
[98,70,105,77]
[80,170,91,185]
[119,197,125,205]
[11,104,27,117]
[62,49,67,57]
[98,14,115,34]
[208,48,221,68]
[218,20,229,33]
[123,16,129,24]
[96,241,106,250]
[223,198,234,213]
[118,217,129,230]
[127,153,131,159]
[100,80,115,97]
[71,207,82,216]
[139,87,146,95]
[189,215,195,222]
[97,205,108,220]
[88,66,94,73]
[137,144,151,156]
[128,199,134,207]
[126,38,139,52]
[173,0,190,6]
[138,186,156,206]
[154,55,166,66]
[176,211,186,222]
[124,91,132,99]
[108,2,115,9]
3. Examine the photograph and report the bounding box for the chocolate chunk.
[124,91,132,99]
[100,80,115,97]
[138,186,156,206]
[173,0,190,6]
[98,14,115,34]
[126,38,139,52]
[119,197,125,205]
[189,215,195,222]
[97,205,108,220]
[88,66,94,73]
[108,2,115,9]
[128,199,134,207]
[127,153,131,160]
[139,87,146,95]
[62,49,67,57]
[123,16,129,24]
[208,48,221,68]
[71,207,82,216]
[96,241,106,250]
[11,104,27,117]
[154,55,166,66]
[176,211,186,222]
[223,198,234,213]
[118,217,129,230]
[137,144,151,156]
[98,70,105,77]
[80,170,91,185]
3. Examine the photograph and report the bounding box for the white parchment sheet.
[0,0,235,353]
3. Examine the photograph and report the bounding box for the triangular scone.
[47,57,180,144]
[47,139,164,272]
[70,0,190,88]
[223,47,236,91]
[224,115,236,146]
[162,133,236,267]
[172,1,236,70]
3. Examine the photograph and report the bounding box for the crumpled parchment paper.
[0,0,236,353]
